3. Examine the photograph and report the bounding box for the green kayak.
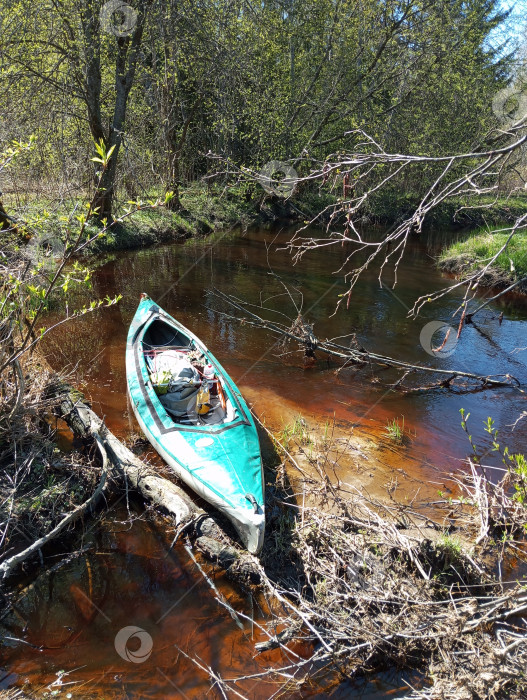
[126,294,265,553]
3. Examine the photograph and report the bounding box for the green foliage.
[384,416,405,444]
[440,228,527,280]
[0,0,515,208]
[437,533,463,559]
[510,452,527,504]
[279,416,312,450]
[460,409,527,504]
[0,138,169,383]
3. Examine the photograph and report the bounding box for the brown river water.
[1,225,526,698]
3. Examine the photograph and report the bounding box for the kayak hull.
[126,296,265,554]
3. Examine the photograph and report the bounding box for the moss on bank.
[85,190,527,254]
[439,227,527,291]
[4,181,340,256]
[5,180,527,258]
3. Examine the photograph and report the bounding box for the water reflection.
[5,225,527,697]
[44,226,527,477]
[0,505,293,698]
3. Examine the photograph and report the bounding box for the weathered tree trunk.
[164,103,196,212]
[81,1,152,221]
[56,393,261,585]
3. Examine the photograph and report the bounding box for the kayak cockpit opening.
[143,318,190,349]
[142,319,235,427]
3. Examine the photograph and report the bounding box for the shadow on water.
[0,500,301,698]
[0,419,314,699]
[0,488,417,698]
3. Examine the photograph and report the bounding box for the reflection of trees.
[43,313,105,375]
[47,233,526,466]
[0,555,108,652]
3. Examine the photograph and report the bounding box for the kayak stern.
[227,507,265,555]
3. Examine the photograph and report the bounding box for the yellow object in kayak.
[196,384,211,414]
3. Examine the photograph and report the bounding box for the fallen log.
[211,287,522,391]
[56,392,262,585]
[59,395,193,522]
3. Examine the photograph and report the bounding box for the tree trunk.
[164,111,195,212]
[55,392,262,585]
[82,2,151,221]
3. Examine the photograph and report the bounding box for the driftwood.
[211,287,522,391]
[0,433,109,579]
[56,392,262,585]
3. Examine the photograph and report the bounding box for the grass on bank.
[4,182,260,255]
[366,191,527,228]
[6,177,527,262]
[3,180,340,257]
[439,226,527,283]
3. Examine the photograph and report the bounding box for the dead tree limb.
[466,276,527,323]
[211,288,522,391]
[213,120,527,324]
[0,434,109,579]
[55,392,262,585]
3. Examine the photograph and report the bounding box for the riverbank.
[5,182,527,259]
[0,362,100,585]
[74,191,527,256]
[439,227,527,293]
[2,182,335,257]
[1,306,527,697]
[3,385,527,698]
[369,192,527,229]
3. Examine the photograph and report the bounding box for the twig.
[0,434,109,579]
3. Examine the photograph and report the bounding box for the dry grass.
[214,426,527,699]
[1,362,526,697]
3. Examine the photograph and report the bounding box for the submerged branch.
[211,288,521,392]
[466,276,527,322]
